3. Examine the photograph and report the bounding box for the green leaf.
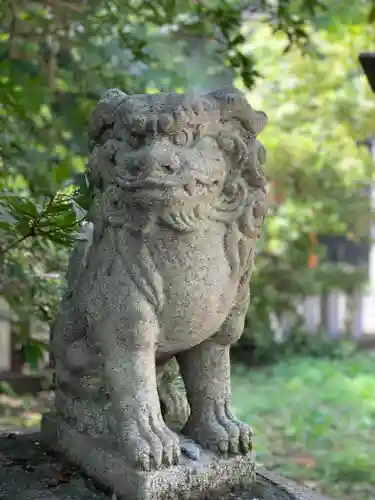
[45,232,76,247]
[23,339,47,371]
[14,219,32,237]
[3,196,40,219]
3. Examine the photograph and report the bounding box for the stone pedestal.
[41,412,255,500]
[0,432,331,500]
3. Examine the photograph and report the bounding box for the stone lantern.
[359,52,375,92]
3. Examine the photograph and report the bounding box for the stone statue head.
[87,87,268,234]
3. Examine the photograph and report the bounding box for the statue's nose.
[162,163,177,174]
[182,172,195,195]
[159,150,184,174]
[183,182,195,195]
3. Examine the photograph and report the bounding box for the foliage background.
[241,9,375,354]
[0,0,375,363]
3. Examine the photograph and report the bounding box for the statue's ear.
[89,88,128,142]
[101,88,128,101]
[247,109,268,136]
[206,86,268,136]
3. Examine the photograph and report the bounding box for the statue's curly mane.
[81,87,267,293]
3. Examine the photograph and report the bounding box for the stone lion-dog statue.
[43,87,268,497]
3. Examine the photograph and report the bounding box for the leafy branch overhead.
[0,194,84,255]
[0,0,331,258]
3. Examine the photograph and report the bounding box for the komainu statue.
[42,86,268,500]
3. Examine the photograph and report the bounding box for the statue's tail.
[49,222,93,372]
[65,222,94,293]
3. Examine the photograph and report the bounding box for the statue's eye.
[217,135,235,153]
[195,124,206,139]
[172,130,189,146]
[129,134,139,149]
[162,164,175,174]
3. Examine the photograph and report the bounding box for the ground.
[231,351,375,500]
[1,352,374,500]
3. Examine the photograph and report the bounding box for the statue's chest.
[153,227,237,299]
[164,248,237,310]
[151,229,240,353]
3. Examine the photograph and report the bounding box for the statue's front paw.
[182,400,252,456]
[120,405,181,471]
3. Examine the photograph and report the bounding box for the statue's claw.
[182,399,252,457]
[121,404,181,470]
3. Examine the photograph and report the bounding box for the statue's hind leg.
[158,357,190,432]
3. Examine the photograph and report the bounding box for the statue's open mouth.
[115,175,181,191]
[183,178,218,196]
[115,174,218,198]
[114,172,222,233]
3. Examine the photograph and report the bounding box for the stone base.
[0,431,332,500]
[41,413,255,500]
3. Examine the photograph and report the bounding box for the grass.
[231,351,375,500]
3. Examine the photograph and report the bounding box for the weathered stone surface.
[43,86,269,499]
[0,432,332,500]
